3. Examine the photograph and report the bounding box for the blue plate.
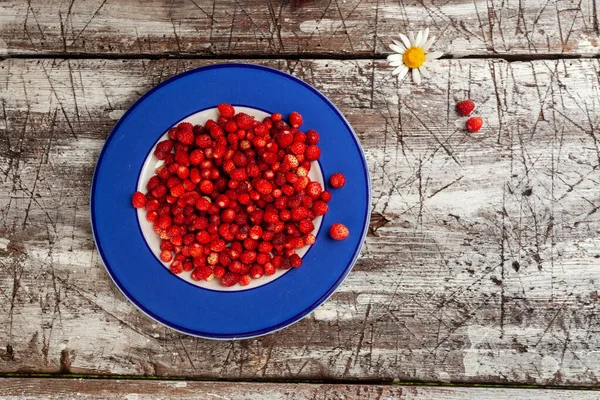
[91,63,371,339]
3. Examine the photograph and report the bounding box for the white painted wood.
[0,58,599,386]
[0,0,598,57]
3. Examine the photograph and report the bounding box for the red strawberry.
[330,223,349,240]
[132,191,147,208]
[304,145,321,161]
[221,272,241,287]
[235,113,254,130]
[456,100,475,117]
[239,274,252,286]
[191,265,214,281]
[329,173,346,189]
[466,116,483,133]
[218,104,235,118]
[289,111,303,128]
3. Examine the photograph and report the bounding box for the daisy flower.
[387,28,443,84]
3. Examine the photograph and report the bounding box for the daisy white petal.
[408,31,416,47]
[389,43,405,54]
[421,28,429,47]
[396,66,409,81]
[392,65,406,75]
[389,60,404,67]
[419,65,430,79]
[412,68,421,85]
[387,53,403,62]
[398,33,411,49]
[422,36,436,52]
[392,40,406,51]
[414,30,423,48]
[426,51,443,60]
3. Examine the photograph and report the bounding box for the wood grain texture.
[1,58,600,386]
[1,379,598,399]
[1,0,599,57]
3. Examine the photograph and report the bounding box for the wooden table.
[1,1,600,398]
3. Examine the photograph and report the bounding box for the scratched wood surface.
[2,379,599,400]
[1,57,600,386]
[1,0,599,57]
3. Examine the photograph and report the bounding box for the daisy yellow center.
[403,47,425,69]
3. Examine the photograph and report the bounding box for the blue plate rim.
[90,62,372,339]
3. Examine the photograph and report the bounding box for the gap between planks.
[1,52,600,62]
[1,374,600,391]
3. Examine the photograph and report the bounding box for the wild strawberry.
[192,265,214,281]
[175,149,190,166]
[199,180,214,194]
[170,185,185,197]
[196,134,212,148]
[221,272,241,287]
[209,125,225,139]
[230,168,247,181]
[249,226,263,240]
[293,132,306,143]
[306,129,320,145]
[176,166,189,180]
[291,207,309,221]
[293,176,309,192]
[157,215,172,229]
[466,116,483,133]
[146,176,160,191]
[170,261,184,274]
[252,136,267,148]
[188,149,204,165]
[240,274,252,286]
[264,262,275,276]
[304,145,321,161]
[289,111,302,128]
[239,251,257,264]
[214,265,226,278]
[329,173,346,188]
[218,104,235,118]
[296,166,309,177]
[283,154,299,169]
[160,250,173,263]
[207,252,219,265]
[224,120,238,133]
[291,142,306,155]
[299,219,314,234]
[168,127,179,141]
[290,253,302,268]
[254,179,273,195]
[177,126,194,145]
[330,223,349,240]
[156,140,173,154]
[236,113,254,130]
[277,132,294,148]
[132,192,147,208]
[279,257,292,270]
[305,233,316,245]
[306,182,323,199]
[456,100,475,117]
[250,265,264,279]
[243,238,258,251]
[312,200,328,216]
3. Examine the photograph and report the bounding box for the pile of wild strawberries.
[131,105,349,287]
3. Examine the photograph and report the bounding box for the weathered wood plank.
[0,0,598,57]
[1,58,600,386]
[1,379,598,399]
